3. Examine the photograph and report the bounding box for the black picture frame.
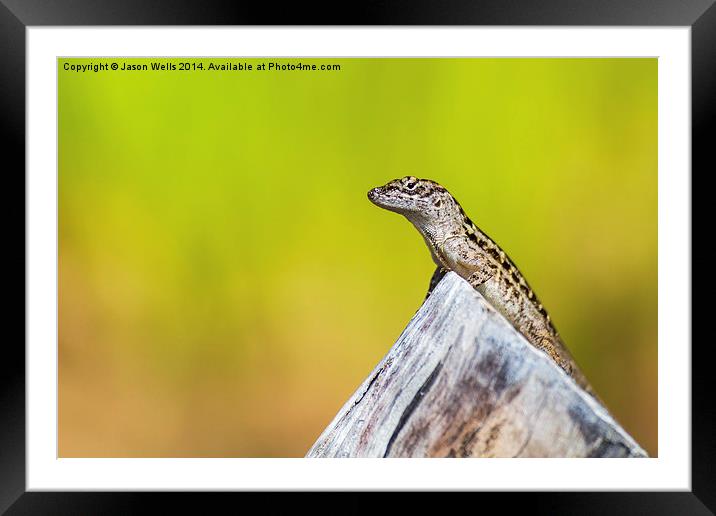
[1,1,710,513]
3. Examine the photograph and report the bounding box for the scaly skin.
[368,176,596,397]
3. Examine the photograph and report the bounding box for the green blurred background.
[58,58,657,457]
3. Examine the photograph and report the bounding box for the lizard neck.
[409,217,464,269]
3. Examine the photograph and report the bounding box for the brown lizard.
[368,176,597,398]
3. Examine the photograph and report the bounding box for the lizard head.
[368,176,461,229]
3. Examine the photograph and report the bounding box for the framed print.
[2,0,711,513]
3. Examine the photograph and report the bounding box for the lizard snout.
[367,187,382,202]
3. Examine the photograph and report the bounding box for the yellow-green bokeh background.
[58,58,657,457]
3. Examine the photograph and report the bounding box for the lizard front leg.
[466,266,495,290]
[439,237,496,291]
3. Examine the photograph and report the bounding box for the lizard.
[367,175,597,398]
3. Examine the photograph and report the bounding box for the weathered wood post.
[307,272,647,458]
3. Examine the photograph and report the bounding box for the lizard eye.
[404,177,418,190]
[433,198,442,207]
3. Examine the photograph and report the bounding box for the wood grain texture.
[306,272,648,458]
